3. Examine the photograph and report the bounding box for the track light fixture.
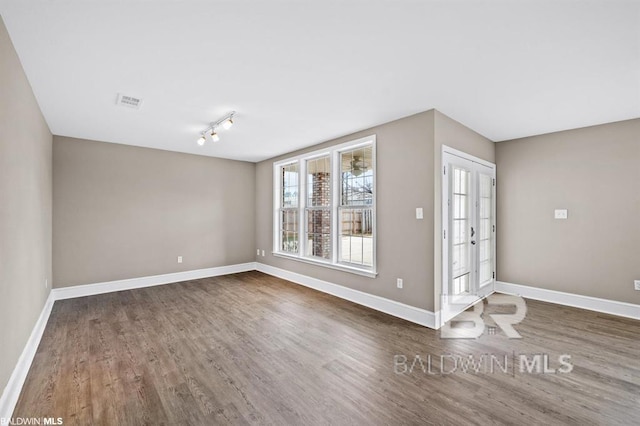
[196,111,236,145]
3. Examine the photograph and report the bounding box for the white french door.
[441,147,496,325]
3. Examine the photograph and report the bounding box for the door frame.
[441,145,497,326]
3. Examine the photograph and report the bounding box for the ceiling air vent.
[116,93,143,109]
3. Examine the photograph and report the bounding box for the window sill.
[271,252,378,278]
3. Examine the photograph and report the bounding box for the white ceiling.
[1,0,638,162]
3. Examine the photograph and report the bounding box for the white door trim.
[441,145,496,327]
[442,146,496,168]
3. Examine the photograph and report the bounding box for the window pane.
[281,231,298,253]
[281,163,299,208]
[280,209,298,253]
[281,210,298,232]
[305,209,331,259]
[340,146,373,206]
[307,156,331,207]
[339,208,373,266]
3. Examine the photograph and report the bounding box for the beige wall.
[256,111,436,310]
[0,17,52,397]
[53,136,256,287]
[432,110,495,311]
[496,119,640,304]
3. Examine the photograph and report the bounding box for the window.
[274,136,376,276]
[339,145,374,267]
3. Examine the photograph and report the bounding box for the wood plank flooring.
[13,271,640,425]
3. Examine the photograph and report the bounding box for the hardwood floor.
[14,271,640,425]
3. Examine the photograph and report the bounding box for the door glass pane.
[451,166,471,295]
[478,173,493,286]
[453,274,470,296]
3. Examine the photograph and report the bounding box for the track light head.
[211,130,220,142]
[222,118,234,130]
[197,134,206,146]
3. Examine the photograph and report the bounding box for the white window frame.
[273,135,377,278]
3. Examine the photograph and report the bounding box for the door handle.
[470,226,475,237]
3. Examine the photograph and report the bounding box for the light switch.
[554,209,568,219]
[416,208,424,220]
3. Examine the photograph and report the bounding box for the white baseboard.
[256,263,438,329]
[0,291,55,422]
[53,262,257,300]
[496,281,640,321]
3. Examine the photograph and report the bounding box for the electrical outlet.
[416,208,424,220]
[177,256,183,264]
[397,278,403,289]
[261,250,265,256]
[634,280,640,291]
[257,249,260,256]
